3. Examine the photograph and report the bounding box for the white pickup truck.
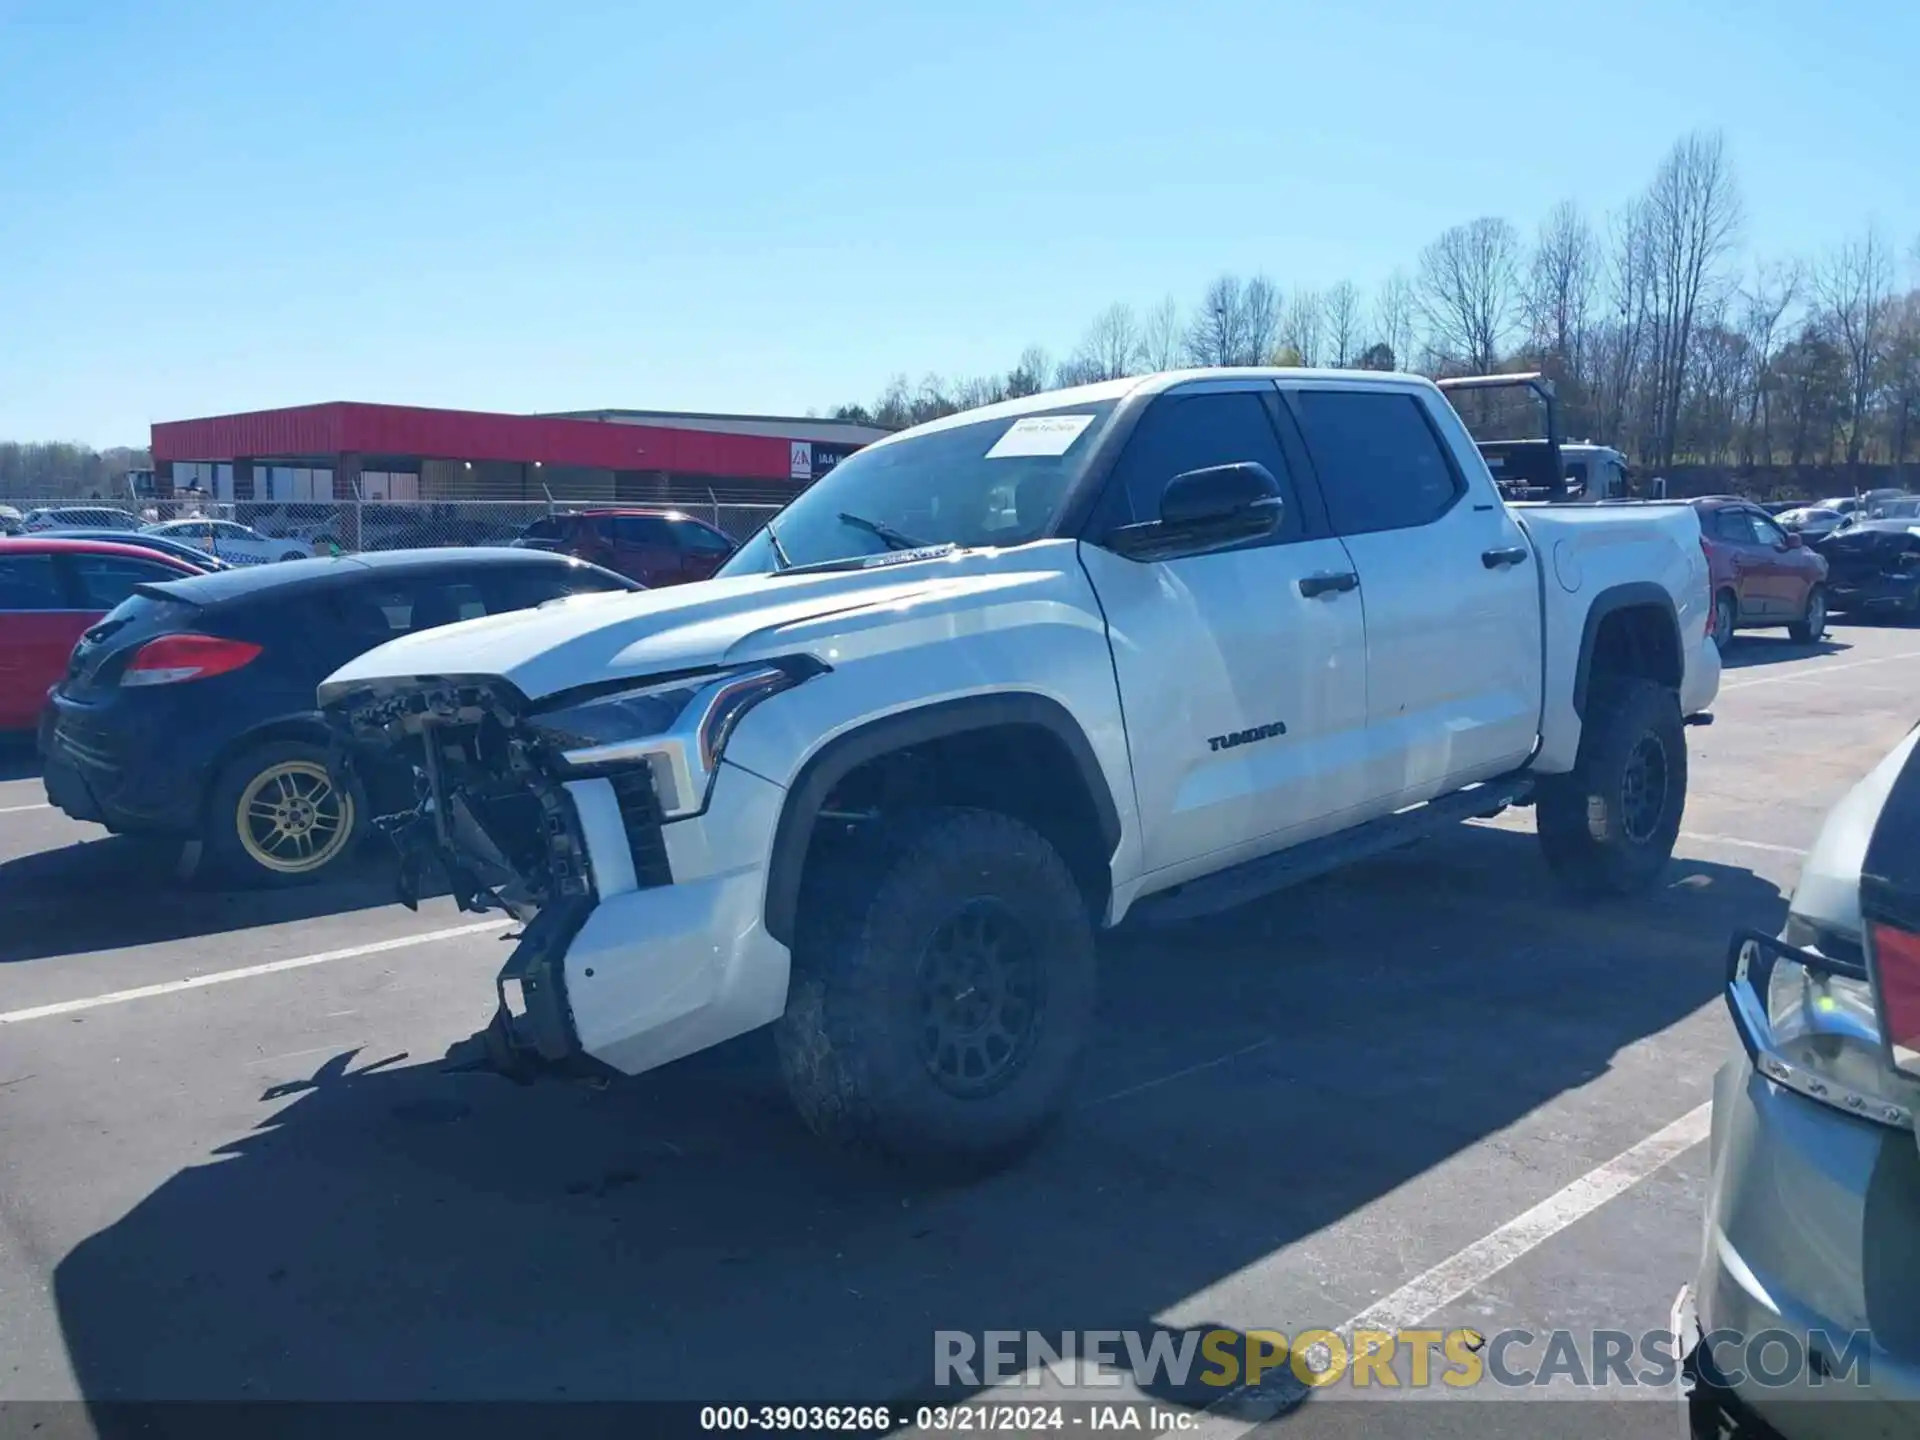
[322,368,1720,1172]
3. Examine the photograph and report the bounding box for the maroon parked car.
[1692,496,1830,648]
[513,508,736,587]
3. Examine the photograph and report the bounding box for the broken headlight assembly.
[526,658,824,819]
[1726,916,1920,1129]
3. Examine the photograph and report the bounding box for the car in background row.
[0,505,23,535]
[1774,505,1849,541]
[21,505,144,533]
[1814,518,1920,620]
[1683,719,1920,1436]
[41,527,238,572]
[0,537,207,732]
[512,507,735,586]
[143,517,312,565]
[39,548,643,886]
[1692,495,1830,648]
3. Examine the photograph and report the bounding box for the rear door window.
[65,555,189,610]
[1290,390,1465,536]
[0,555,64,610]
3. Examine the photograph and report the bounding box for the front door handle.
[1299,571,1359,598]
[1482,546,1529,569]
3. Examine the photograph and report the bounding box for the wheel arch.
[763,693,1124,948]
[196,712,340,826]
[1573,583,1684,718]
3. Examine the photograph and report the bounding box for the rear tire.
[774,807,1095,1176]
[1710,590,1737,650]
[1536,678,1687,898]
[1788,584,1827,644]
[203,739,365,888]
[279,550,308,563]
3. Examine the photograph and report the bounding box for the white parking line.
[0,802,50,814]
[1196,1102,1712,1433]
[1679,831,1806,857]
[0,919,513,1025]
[1721,648,1920,690]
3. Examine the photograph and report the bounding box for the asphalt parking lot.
[2,622,1917,1434]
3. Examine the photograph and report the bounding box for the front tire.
[1536,678,1687,897]
[1788,584,1827,644]
[203,739,364,887]
[774,807,1095,1175]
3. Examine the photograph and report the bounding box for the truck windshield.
[720,399,1120,575]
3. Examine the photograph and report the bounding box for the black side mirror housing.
[1107,462,1284,561]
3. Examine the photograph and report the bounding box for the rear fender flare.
[1572,582,1682,717]
[762,693,1123,948]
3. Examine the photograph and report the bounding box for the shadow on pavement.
[1718,634,1847,669]
[50,825,1782,1416]
[0,838,443,966]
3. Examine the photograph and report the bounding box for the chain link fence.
[2,495,786,558]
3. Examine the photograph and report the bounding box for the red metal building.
[151,401,887,507]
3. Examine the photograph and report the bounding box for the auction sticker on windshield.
[986,414,1096,459]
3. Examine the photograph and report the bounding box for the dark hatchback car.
[514,508,735,587]
[40,548,640,886]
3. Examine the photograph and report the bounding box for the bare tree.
[1525,201,1598,373]
[1593,198,1656,449]
[1322,281,1363,367]
[1074,302,1142,381]
[1815,228,1896,471]
[1642,130,1743,466]
[1281,288,1324,366]
[1186,274,1281,366]
[1884,292,1920,477]
[1372,269,1418,371]
[1186,275,1249,367]
[1138,295,1187,371]
[1005,345,1054,398]
[1735,260,1801,465]
[1241,276,1283,367]
[1417,216,1521,372]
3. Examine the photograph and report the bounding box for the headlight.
[1726,917,1920,1128]
[526,660,821,819]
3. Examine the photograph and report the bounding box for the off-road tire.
[1710,590,1737,651]
[202,738,366,888]
[1536,678,1687,898]
[1788,584,1827,644]
[774,807,1096,1175]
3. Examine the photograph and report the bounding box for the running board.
[1129,773,1536,927]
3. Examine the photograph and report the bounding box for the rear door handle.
[1299,572,1359,598]
[1482,546,1529,569]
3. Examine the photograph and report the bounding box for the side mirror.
[1107,462,1284,561]
[1785,532,1804,550]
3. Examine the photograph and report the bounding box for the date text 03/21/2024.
[698,1404,1200,1432]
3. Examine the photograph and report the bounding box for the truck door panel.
[1283,385,1543,809]
[1078,385,1369,878]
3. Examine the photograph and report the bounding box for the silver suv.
[1683,721,1920,1435]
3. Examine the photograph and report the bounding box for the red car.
[513,508,736,587]
[0,537,206,731]
[1693,496,1830,649]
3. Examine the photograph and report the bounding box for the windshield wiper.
[764,519,793,571]
[838,512,925,551]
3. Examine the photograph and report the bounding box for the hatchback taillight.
[1875,921,1920,1078]
[121,633,263,687]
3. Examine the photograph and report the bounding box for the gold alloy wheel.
[235,759,354,874]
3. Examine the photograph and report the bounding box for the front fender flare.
[762,692,1123,948]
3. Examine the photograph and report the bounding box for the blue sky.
[3,0,1917,446]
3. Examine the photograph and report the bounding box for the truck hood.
[319,548,1075,704]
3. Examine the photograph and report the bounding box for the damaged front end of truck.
[322,659,821,1085]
